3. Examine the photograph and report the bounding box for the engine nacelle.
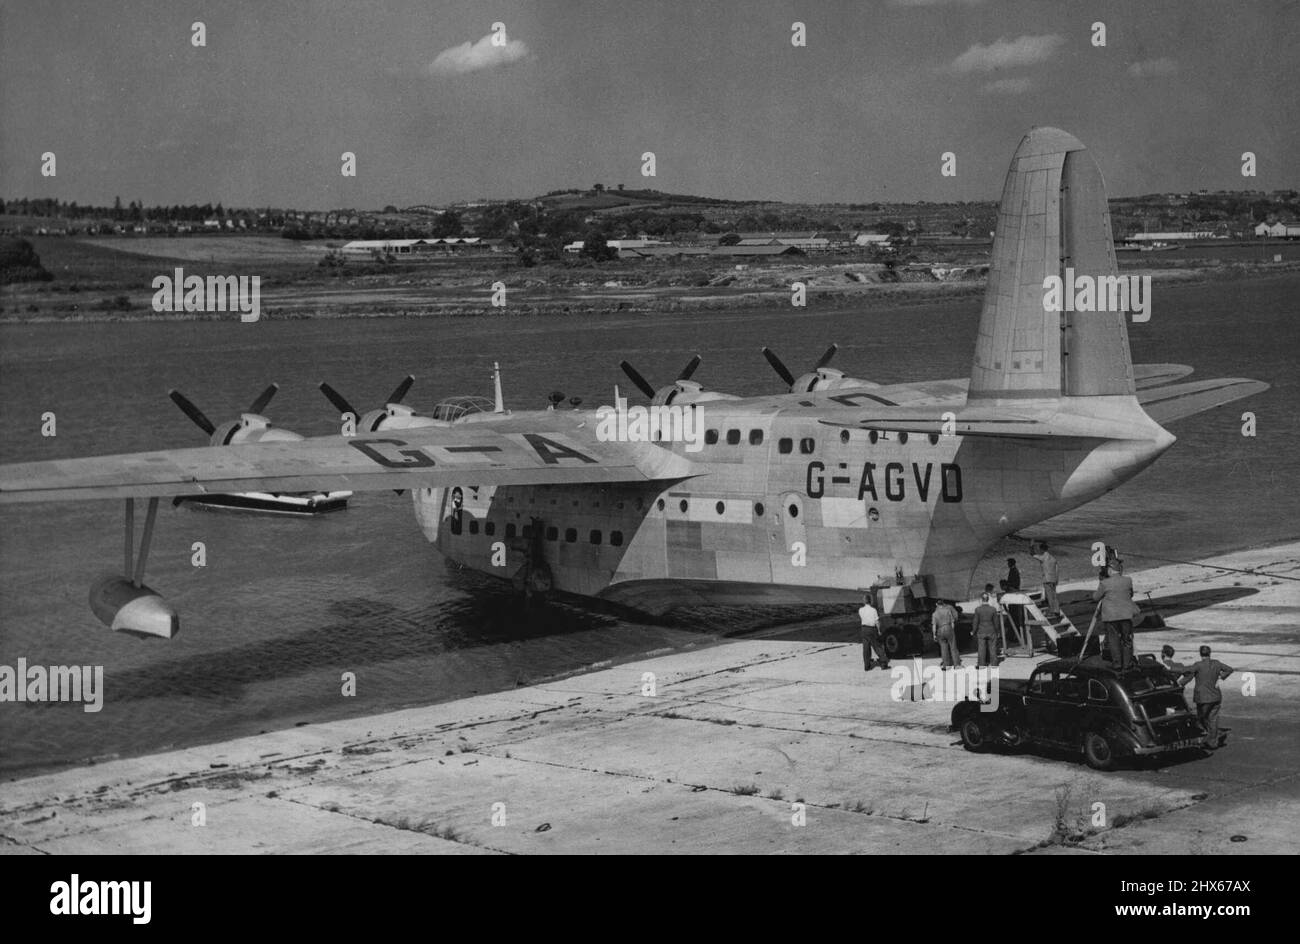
[652,380,740,407]
[89,575,179,639]
[211,414,304,446]
[791,368,882,393]
[359,403,442,432]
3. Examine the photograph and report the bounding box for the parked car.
[951,656,1207,770]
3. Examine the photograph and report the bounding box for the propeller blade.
[762,347,796,387]
[247,383,280,415]
[677,354,702,381]
[619,360,656,398]
[168,389,216,436]
[386,375,415,405]
[318,382,358,419]
[815,343,839,370]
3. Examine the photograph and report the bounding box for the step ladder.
[1023,590,1080,651]
[1001,591,1080,654]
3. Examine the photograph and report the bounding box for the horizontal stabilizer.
[1137,378,1270,425]
[1133,364,1194,389]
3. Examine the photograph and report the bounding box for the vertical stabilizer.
[968,127,1135,402]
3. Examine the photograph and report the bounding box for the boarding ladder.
[1021,590,1080,652]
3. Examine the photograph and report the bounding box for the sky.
[2,0,1297,209]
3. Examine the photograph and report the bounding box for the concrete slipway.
[2,543,1297,855]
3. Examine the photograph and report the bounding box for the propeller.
[168,389,216,435]
[619,355,702,400]
[168,383,291,446]
[169,383,279,434]
[319,375,414,420]
[761,343,838,389]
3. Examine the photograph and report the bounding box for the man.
[859,593,889,671]
[1160,644,1185,677]
[1030,542,1060,617]
[1178,646,1234,749]
[1092,560,1136,670]
[932,599,961,670]
[1001,557,1024,635]
[973,592,999,668]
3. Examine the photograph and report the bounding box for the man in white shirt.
[859,594,889,671]
[1030,541,1060,617]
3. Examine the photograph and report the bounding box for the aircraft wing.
[0,422,699,504]
[1136,378,1270,425]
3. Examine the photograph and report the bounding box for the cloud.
[950,34,1063,73]
[1128,57,1178,78]
[427,31,530,76]
[982,77,1034,95]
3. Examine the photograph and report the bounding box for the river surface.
[1,273,1297,776]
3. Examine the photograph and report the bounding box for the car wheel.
[883,629,902,657]
[1083,730,1117,771]
[959,716,991,753]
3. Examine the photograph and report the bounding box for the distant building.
[1255,220,1299,238]
[1125,230,1219,242]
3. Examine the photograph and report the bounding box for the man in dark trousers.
[1093,559,1136,670]
[1179,646,1234,749]
[974,593,1000,668]
[859,593,889,671]
[932,599,962,670]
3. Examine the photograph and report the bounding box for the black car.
[951,656,1207,770]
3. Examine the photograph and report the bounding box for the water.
[1,273,1297,776]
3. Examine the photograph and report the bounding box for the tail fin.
[968,127,1135,402]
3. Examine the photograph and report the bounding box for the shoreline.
[2,538,1297,854]
[4,259,1298,325]
[5,532,1294,785]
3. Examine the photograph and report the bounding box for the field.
[82,235,332,265]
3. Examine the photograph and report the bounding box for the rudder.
[968,127,1135,402]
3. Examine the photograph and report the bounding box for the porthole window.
[840,430,850,444]
[898,431,909,444]
[788,504,799,518]
[484,521,495,536]
[928,432,940,445]
[716,501,725,515]
[521,525,531,539]
[799,438,815,454]
[506,523,517,538]
[657,498,665,511]
[778,438,793,454]
[705,429,719,445]
[565,528,577,543]
[749,429,763,445]
[679,499,688,513]
[590,530,602,545]
[726,429,741,445]
[545,526,558,541]
[869,430,879,444]
[610,531,624,547]
[867,507,880,523]
[755,502,765,517]
[468,519,479,535]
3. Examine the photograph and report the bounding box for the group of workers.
[857,541,1234,750]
